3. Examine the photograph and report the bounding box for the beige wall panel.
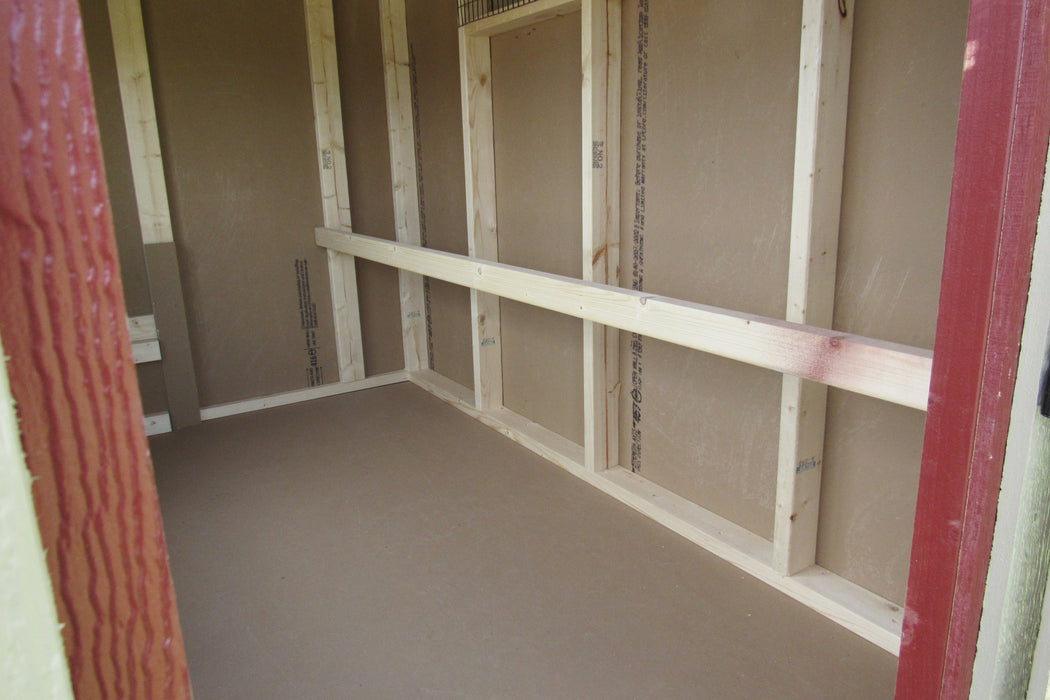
[335,0,407,377]
[817,0,968,603]
[833,0,967,345]
[142,0,340,405]
[136,363,169,416]
[617,338,783,539]
[426,279,475,389]
[491,13,584,444]
[820,392,926,604]
[406,0,474,388]
[80,0,152,319]
[81,0,168,412]
[617,0,801,538]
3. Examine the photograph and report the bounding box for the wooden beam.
[199,370,407,421]
[408,366,902,653]
[459,27,503,411]
[582,0,621,472]
[126,314,157,343]
[108,0,201,428]
[896,0,1050,694]
[463,0,582,37]
[106,0,172,246]
[318,229,933,410]
[304,0,366,382]
[773,0,854,577]
[127,315,160,363]
[378,0,429,372]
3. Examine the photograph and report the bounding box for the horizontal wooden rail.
[127,314,161,364]
[317,228,933,410]
[462,0,581,37]
[408,367,903,653]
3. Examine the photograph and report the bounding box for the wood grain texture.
[582,0,621,472]
[408,367,903,653]
[304,0,367,382]
[459,27,503,410]
[319,229,933,410]
[0,1,191,697]
[465,0,581,37]
[773,0,854,576]
[896,0,1050,696]
[379,0,429,372]
[107,0,201,428]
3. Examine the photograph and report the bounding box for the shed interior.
[82,0,969,691]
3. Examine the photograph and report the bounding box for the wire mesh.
[457,0,542,27]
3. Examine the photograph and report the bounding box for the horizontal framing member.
[199,371,407,421]
[127,314,157,343]
[408,367,902,653]
[462,0,581,37]
[318,228,932,410]
[131,340,161,364]
[144,412,172,436]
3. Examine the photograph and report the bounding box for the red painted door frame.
[0,1,191,697]
[896,0,1050,697]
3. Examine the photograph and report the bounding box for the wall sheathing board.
[491,12,585,446]
[618,0,801,541]
[80,0,168,416]
[819,0,968,604]
[333,0,406,377]
[140,0,342,405]
[405,0,475,390]
[611,0,966,605]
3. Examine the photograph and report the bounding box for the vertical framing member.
[107,0,201,427]
[582,0,621,472]
[773,0,854,576]
[304,0,367,382]
[458,0,583,414]
[379,0,429,373]
[459,20,502,411]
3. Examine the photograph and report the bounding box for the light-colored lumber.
[128,314,161,363]
[199,371,407,421]
[108,0,200,427]
[106,0,173,245]
[410,368,585,473]
[304,0,366,382]
[600,468,903,655]
[143,412,172,436]
[407,367,902,653]
[463,0,582,37]
[379,0,429,372]
[459,27,503,411]
[131,340,161,364]
[582,0,621,472]
[774,0,855,576]
[318,230,933,410]
[127,314,157,343]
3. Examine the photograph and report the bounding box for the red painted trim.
[0,1,191,698]
[896,0,1050,697]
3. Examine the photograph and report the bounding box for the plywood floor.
[150,382,897,698]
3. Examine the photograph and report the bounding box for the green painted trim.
[0,330,74,700]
